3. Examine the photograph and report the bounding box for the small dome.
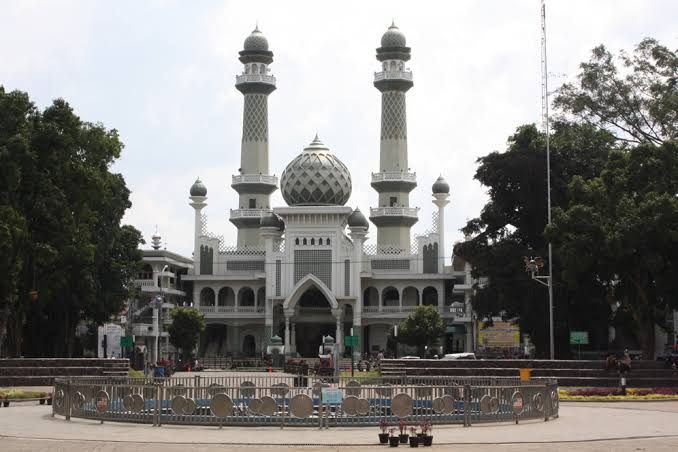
[348,207,369,229]
[190,178,207,196]
[432,175,450,194]
[260,212,284,230]
[381,21,406,47]
[280,135,352,206]
[243,26,269,51]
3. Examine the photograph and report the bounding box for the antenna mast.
[540,0,555,360]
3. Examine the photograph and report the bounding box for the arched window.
[200,287,215,307]
[217,287,235,306]
[295,238,299,245]
[318,238,323,245]
[382,287,399,307]
[363,287,378,307]
[239,287,255,307]
[326,238,331,245]
[303,238,307,245]
[311,238,315,245]
[260,64,266,74]
[422,286,438,306]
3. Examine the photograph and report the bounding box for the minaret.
[369,22,418,253]
[432,176,450,273]
[230,26,278,247]
[189,178,207,274]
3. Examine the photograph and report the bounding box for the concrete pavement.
[1,402,678,450]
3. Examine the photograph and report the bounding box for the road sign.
[569,331,589,345]
[344,335,359,347]
[120,336,134,348]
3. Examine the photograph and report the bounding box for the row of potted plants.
[378,420,433,447]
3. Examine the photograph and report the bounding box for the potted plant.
[378,420,390,444]
[398,420,409,444]
[420,421,433,447]
[388,428,400,447]
[408,427,420,447]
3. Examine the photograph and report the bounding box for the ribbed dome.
[243,26,269,51]
[381,22,406,47]
[280,135,352,206]
[348,207,369,229]
[190,178,207,196]
[432,175,450,194]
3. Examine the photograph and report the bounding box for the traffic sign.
[344,335,359,347]
[569,331,589,345]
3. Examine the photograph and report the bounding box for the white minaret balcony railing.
[371,171,417,183]
[229,208,270,220]
[231,174,278,185]
[370,207,419,218]
[374,70,413,82]
[236,74,276,85]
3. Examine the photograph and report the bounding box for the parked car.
[442,352,477,360]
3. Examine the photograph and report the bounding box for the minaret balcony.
[374,70,413,82]
[369,207,419,227]
[371,171,417,192]
[231,174,278,195]
[236,74,276,86]
[229,208,270,227]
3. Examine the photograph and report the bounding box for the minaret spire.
[369,23,418,253]
[231,26,278,247]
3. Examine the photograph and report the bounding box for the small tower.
[151,226,162,250]
[432,176,450,273]
[189,178,208,274]
[369,22,418,253]
[230,25,278,247]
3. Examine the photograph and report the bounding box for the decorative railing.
[235,74,276,84]
[134,280,155,287]
[231,174,278,185]
[371,171,417,183]
[361,306,464,316]
[199,306,264,314]
[374,70,413,82]
[229,209,269,220]
[369,207,419,218]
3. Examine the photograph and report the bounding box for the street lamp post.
[524,256,554,359]
[152,265,169,364]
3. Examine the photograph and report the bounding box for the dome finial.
[391,18,396,28]
[254,21,259,32]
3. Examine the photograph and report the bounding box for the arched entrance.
[294,287,336,357]
[242,335,256,357]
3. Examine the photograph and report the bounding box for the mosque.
[174,23,476,360]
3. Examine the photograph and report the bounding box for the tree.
[168,308,206,361]
[454,123,615,356]
[397,305,445,357]
[554,38,677,146]
[0,86,144,357]
[548,141,678,358]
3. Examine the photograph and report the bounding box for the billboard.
[478,321,520,348]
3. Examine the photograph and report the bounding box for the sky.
[1,0,676,261]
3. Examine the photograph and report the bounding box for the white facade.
[181,24,476,360]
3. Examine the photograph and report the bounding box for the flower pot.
[40,399,45,405]
[379,433,390,444]
[2,401,9,407]
[409,436,419,447]
[389,436,400,447]
[422,435,433,447]
[399,434,409,444]
[47,398,52,406]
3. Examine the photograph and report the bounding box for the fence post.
[463,384,471,427]
[544,383,551,422]
[65,379,71,421]
[154,383,161,427]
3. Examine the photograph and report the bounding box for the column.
[291,323,296,354]
[336,316,342,355]
[284,316,290,352]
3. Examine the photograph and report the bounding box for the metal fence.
[52,375,558,428]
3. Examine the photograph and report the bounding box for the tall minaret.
[369,22,418,253]
[230,26,278,247]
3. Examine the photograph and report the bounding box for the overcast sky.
[1,0,676,261]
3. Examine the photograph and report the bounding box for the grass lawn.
[559,388,678,401]
[0,388,49,399]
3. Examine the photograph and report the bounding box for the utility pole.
[541,0,555,360]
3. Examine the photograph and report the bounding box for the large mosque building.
[180,23,475,359]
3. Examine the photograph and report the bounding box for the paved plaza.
[2,401,678,451]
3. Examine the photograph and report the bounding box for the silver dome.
[432,175,450,194]
[280,135,352,206]
[348,207,369,229]
[381,22,406,48]
[243,26,269,51]
[190,178,207,196]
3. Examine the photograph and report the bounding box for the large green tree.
[0,87,143,357]
[454,123,615,356]
[555,38,676,146]
[168,308,206,361]
[548,141,678,358]
[397,305,446,357]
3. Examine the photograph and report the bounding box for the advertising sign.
[478,321,520,348]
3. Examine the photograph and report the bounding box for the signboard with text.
[569,331,589,345]
[478,321,520,348]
